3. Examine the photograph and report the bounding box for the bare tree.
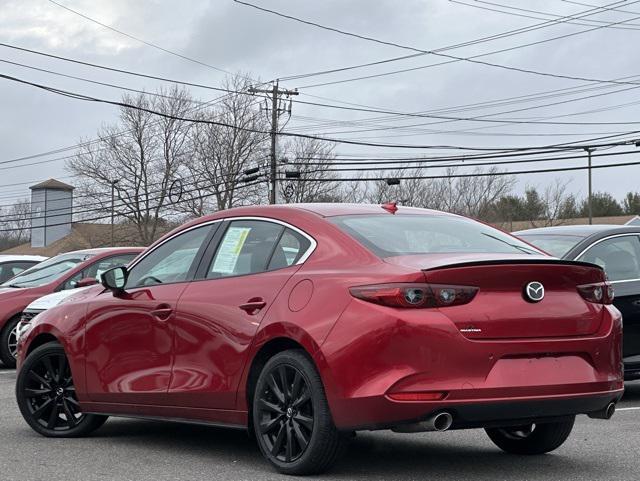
[67,86,195,244]
[279,137,340,203]
[179,75,269,217]
[2,199,32,244]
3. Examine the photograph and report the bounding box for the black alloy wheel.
[16,342,107,437]
[257,363,314,463]
[253,350,349,475]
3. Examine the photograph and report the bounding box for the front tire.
[485,417,575,455]
[16,342,107,437]
[0,315,20,368]
[253,349,348,475]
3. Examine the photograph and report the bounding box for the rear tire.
[252,349,349,475]
[0,315,20,368]
[16,342,107,437]
[485,417,575,455]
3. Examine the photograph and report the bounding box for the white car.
[0,255,47,284]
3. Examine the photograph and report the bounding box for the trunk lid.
[386,254,606,339]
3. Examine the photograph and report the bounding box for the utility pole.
[110,179,119,245]
[585,147,594,225]
[249,80,298,204]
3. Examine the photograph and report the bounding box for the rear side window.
[331,214,540,258]
[577,235,640,281]
[268,229,311,270]
[208,220,284,278]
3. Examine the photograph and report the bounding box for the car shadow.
[94,419,608,480]
[623,381,640,402]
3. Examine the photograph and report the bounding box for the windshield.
[2,252,94,288]
[516,234,585,258]
[331,214,542,258]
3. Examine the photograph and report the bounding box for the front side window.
[61,253,138,290]
[207,220,285,278]
[331,214,541,258]
[577,235,640,281]
[126,226,211,288]
[2,253,94,288]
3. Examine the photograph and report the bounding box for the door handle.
[150,304,173,321]
[239,298,267,315]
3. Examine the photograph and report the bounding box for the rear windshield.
[331,214,541,258]
[516,234,584,258]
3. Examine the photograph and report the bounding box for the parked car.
[15,204,622,475]
[0,247,143,367]
[0,255,47,284]
[515,225,640,380]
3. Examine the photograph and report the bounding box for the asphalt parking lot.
[0,367,637,481]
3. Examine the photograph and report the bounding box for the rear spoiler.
[422,258,604,272]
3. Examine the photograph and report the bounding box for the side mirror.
[76,277,98,288]
[101,266,127,293]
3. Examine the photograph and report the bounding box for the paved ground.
[1,366,638,481]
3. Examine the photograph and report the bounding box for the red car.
[0,247,143,367]
[15,204,623,475]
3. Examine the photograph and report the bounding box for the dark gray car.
[515,225,640,380]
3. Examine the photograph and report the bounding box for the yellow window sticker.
[212,227,251,274]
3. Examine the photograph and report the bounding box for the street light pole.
[110,179,119,245]
[585,147,594,225]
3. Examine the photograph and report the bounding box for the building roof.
[29,178,75,191]
[0,223,144,256]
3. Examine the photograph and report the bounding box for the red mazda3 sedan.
[15,204,623,475]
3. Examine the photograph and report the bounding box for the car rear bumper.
[320,301,624,430]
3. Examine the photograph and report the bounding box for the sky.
[1,0,640,208]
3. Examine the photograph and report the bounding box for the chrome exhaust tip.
[392,411,454,433]
[588,402,616,420]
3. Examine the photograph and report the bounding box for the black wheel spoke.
[42,357,58,383]
[277,366,290,404]
[285,424,293,462]
[293,413,313,431]
[271,424,286,456]
[260,415,283,434]
[292,388,310,409]
[58,355,69,380]
[290,371,302,401]
[260,398,284,414]
[46,404,59,429]
[28,371,51,388]
[65,396,80,408]
[62,400,77,428]
[267,374,286,405]
[292,420,309,450]
[32,398,53,418]
[24,388,51,398]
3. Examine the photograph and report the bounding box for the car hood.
[25,286,94,311]
[0,287,34,299]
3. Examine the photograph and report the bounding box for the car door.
[576,234,640,364]
[84,224,216,404]
[168,219,314,410]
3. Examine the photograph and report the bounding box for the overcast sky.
[1,0,639,207]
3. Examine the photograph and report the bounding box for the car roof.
[514,224,640,237]
[60,247,144,256]
[204,203,451,219]
[0,254,48,262]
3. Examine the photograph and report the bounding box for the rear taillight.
[349,283,478,308]
[577,282,615,304]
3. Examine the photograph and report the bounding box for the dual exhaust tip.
[392,412,454,433]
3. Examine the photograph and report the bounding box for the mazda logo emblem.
[524,281,545,302]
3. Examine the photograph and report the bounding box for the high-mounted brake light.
[577,282,615,305]
[350,283,479,308]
